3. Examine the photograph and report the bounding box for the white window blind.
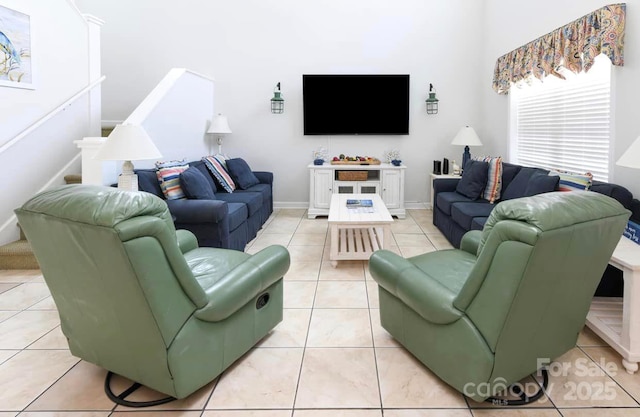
[510,55,612,181]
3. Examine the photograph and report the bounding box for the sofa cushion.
[236,183,272,205]
[456,160,489,200]
[202,156,236,193]
[226,158,260,190]
[501,167,549,200]
[471,217,488,231]
[180,167,216,200]
[473,156,503,203]
[436,192,475,216]
[451,202,495,230]
[524,173,559,197]
[591,180,633,209]
[501,162,522,192]
[191,161,218,192]
[227,202,249,231]
[216,192,263,216]
[136,169,164,198]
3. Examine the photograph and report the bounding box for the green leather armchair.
[15,185,290,404]
[369,191,629,403]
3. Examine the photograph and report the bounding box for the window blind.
[511,56,611,181]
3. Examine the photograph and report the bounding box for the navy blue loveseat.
[136,160,273,251]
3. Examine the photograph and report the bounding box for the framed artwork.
[0,4,33,89]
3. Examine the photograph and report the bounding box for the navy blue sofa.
[433,161,639,297]
[136,160,273,251]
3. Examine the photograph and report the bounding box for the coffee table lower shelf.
[329,226,388,267]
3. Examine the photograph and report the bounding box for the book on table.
[346,199,373,208]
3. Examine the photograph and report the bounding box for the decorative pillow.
[213,154,229,169]
[456,160,489,200]
[549,170,593,191]
[156,163,189,200]
[473,156,503,203]
[156,159,187,169]
[202,156,236,193]
[524,173,559,197]
[501,167,549,200]
[180,166,216,199]
[226,158,260,190]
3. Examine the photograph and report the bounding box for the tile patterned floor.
[1,209,639,416]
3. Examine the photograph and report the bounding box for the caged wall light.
[271,82,284,114]
[426,83,439,115]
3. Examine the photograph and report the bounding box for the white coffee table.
[328,194,393,267]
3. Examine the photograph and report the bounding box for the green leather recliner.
[15,185,290,402]
[369,191,629,402]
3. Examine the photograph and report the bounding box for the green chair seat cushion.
[184,247,251,291]
[409,249,476,295]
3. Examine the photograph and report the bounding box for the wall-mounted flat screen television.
[303,74,410,135]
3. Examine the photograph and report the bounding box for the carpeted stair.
[0,225,39,270]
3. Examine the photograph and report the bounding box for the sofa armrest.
[433,178,461,195]
[369,250,463,324]
[176,229,198,253]
[194,245,290,322]
[460,230,482,255]
[166,199,229,224]
[253,171,273,185]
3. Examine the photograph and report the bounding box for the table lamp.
[451,126,483,170]
[94,124,162,191]
[617,136,640,169]
[207,113,232,154]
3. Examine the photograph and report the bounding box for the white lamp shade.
[207,114,232,134]
[94,124,162,161]
[617,136,640,169]
[451,126,483,146]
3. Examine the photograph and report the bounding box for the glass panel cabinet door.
[337,182,357,194]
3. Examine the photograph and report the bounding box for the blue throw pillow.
[501,167,549,200]
[524,173,559,197]
[226,158,260,190]
[455,160,489,200]
[180,167,216,199]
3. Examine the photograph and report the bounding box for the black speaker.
[433,160,441,175]
[442,158,449,175]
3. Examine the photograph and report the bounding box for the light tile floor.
[1,209,639,416]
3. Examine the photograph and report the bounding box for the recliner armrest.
[194,245,290,322]
[176,229,198,253]
[369,250,463,324]
[460,231,482,255]
[166,199,229,224]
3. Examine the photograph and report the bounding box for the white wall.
[0,0,95,244]
[481,1,640,198]
[75,0,486,206]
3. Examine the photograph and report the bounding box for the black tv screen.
[303,74,409,135]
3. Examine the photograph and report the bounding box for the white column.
[74,137,117,185]
[83,14,104,137]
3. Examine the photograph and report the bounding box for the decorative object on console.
[94,124,162,192]
[451,126,483,171]
[433,160,441,175]
[271,82,284,114]
[391,159,402,167]
[313,146,328,165]
[425,83,439,114]
[452,160,460,175]
[207,113,232,154]
[384,149,399,164]
[442,158,449,174]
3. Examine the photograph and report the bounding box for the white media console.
[307,162,406,219]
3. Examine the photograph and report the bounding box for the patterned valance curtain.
[492,3,625,95]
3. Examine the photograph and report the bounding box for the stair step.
[0,240,39,270]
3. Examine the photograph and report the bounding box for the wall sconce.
[426,83,439,115]
[271,82,284,114]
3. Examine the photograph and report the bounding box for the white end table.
[586,237,640,373]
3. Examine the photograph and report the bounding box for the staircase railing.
[0,76,105,155]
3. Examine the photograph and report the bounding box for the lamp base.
[117,160,138,191]
[462,146,471,171]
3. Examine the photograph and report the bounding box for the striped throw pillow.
[473,156,503,203]
[202,156,236,193]
[549,170,593,191]
[156,163,189,200]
